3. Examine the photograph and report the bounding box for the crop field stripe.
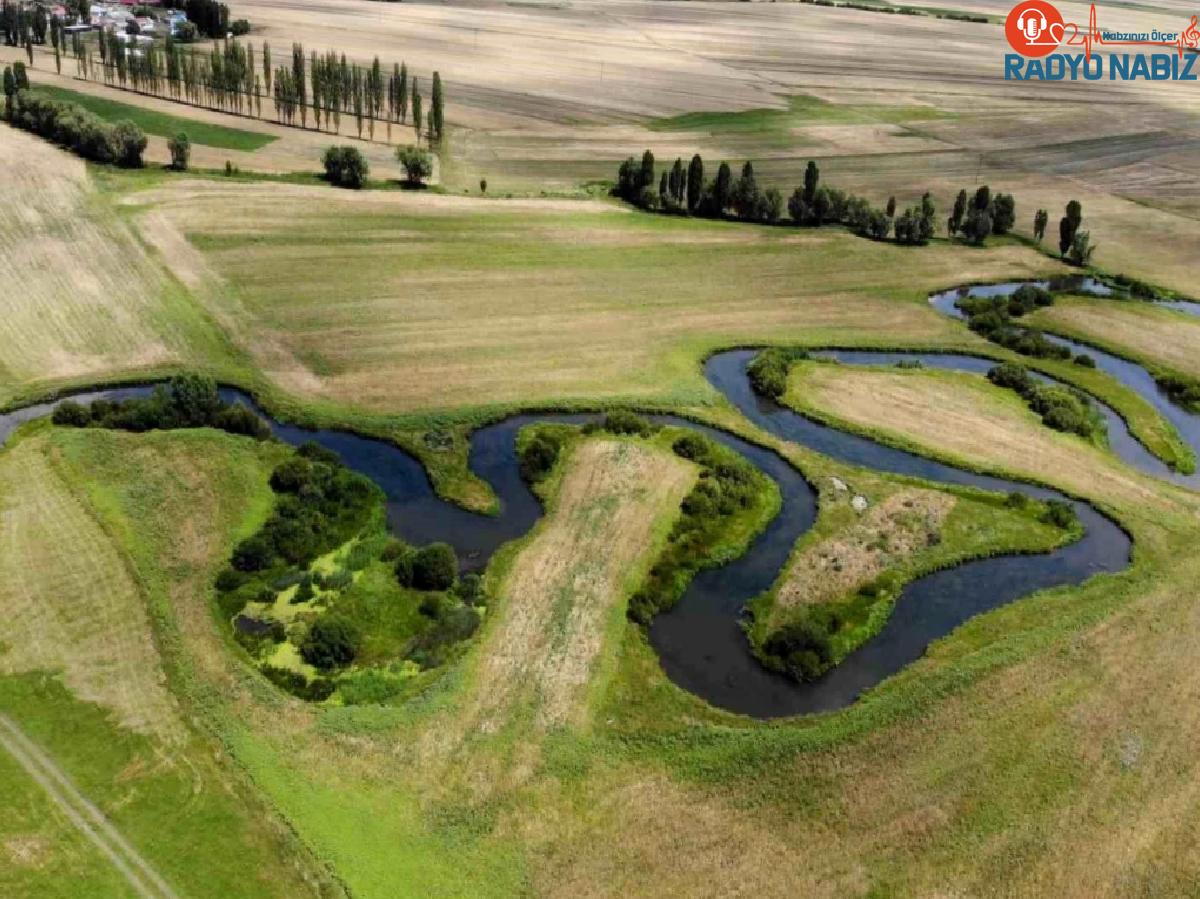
[0,713,180,899]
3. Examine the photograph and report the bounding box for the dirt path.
[0,713,180,899]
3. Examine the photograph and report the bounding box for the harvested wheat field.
[127,176,1059,414]
[1031,296,1200,380]
[0,128,233,404]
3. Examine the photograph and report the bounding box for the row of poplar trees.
[62,33,445,142]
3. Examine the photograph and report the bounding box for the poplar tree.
[398,61,408,122]
[430,70,443,141]
[262,42,270,92]
[686,154,703,213]
[411,77,421,142]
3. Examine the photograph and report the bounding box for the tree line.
[3,80,147,167]
[616,152,1098,263]
[616,152,938,245]
[55,33,446,144]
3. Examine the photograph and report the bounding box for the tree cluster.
[52,375,270,438]
[231,443,378,573]
[8,89,146,164]
[322,145,368,188]
[747,347,811,399]
[946,185,1015,246]
[615,152,936,244]
[987,363,1102,439]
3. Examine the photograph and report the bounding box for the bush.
[322,145,369,188]
[215,568,247,592]
[987,362,1034,393]
[229,18,250,35]
[393,551,415,587]
[51,400,91,426]
[599,410,653,436]
[454,572,483,605]
[672,432,710,463]
[1042,499,1077,530]
[1073,353,1096,368]
[300,614,362,670]
[412,542,457,591]
[111,121,148,168]
[395,144,433,186]
[747,347,809,399]
[519,433,560,483]
[762,607,838,681]
[167,132,190,171]
[11,91,146,167]
[232,535,274,572]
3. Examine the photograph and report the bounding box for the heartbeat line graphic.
[1070,4,1200,60]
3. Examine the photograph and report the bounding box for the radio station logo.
[1003,2,1200,80]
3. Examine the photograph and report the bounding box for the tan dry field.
[1031,296,1200,379]
[223,0,1200,292]
[0,434,183,743]
[789,364,1168,508]
[128,176,1058,414]
[774,487,954,614]
[0,126,224,403]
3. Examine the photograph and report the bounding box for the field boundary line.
[0,712,180,899]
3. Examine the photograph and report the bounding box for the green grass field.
[32,85,277,151]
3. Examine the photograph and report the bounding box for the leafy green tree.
[430,70,443,141]
[711,161,732,215]
[322,145,368,188]
[686,154,703,212]
[991,192,1015,235]
[803,159,819,204]
[962,207,992,245]
[12,60,27,89]
[1059,200,1082,257]
[393,144,432,183]
[1067,229,1095,266]
[949,188,967,234]
[669,157,685,206]
[167,132,190,170]
[732,160,760,220]
[763,187,783,224]
[639,149,655,192]
[886,195,896,218]
[1033,208,1049,241]
[300,614,362,670]
[973,185,991,211]
[411,78,422,141]
[412,543,457,591]
[2,66,13,120]
[111,121,147,167]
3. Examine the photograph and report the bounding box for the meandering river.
[4,279,1196,718]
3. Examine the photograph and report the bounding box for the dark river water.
[4,277,1193,718]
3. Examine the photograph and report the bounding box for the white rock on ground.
[851,495,869,513]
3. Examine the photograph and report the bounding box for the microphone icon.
[1018,9,1048,41]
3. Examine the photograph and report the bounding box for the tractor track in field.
[0,713,180,899]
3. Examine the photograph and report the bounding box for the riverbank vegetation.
[217,441,480,704]
[987,362,1105,441]
[519,413,780,627]
[748,474,1076,682]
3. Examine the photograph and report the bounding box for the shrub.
[300,614,362,670]
[395,144,433,186]
[111,121,147,168]
[519,433,560,483]
[600,410,653,436]
[215,568,247,592]
[454,572,483,605]
[762,608,838,681]
[393,551,415,587]
[11,91,145,167]
[1042,499,1077,530]
[672,432,710,462]
[232,535,274,572]
[412,542,457,591]
[987,362,1034,393]
[322,145,369,188]
[229,18,250,35]
[167,132,190,171]
[1073,353,1096,368]
[747,347,808,399]
[51,400,91,426]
